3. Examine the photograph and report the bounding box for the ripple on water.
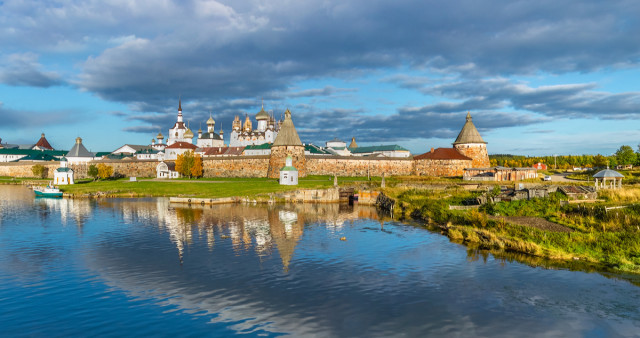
[1,190,640,336]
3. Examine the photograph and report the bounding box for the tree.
[190,153,203,178]
[593,154,608,168]
[176,151,196,178]
[87,164,99,181]
[615,145,637,166]
[97,163,113,179]
[31,164,48,178]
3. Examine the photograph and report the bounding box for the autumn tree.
[176,151,203,178]
[190,153,203,178]
[97,163,113,179]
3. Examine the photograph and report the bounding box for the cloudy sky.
[1,0,639,155]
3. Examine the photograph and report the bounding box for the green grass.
[57,175,372,198]
[388,186,640,274]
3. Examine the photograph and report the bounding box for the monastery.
[229,103,278,147]
[0,97,495,180]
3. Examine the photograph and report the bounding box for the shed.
[279,156,298,185]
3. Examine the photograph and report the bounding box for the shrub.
[31,164,48,178]
[87,165,98,181]
[97,163,113,179]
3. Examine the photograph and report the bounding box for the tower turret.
[452,112,490,168]
[268,109,306,178]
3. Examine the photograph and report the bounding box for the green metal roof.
[0,148,67,156]
[56,167,73,172]
[348,145,409,153]
[17,153,59,161]
[280,165,298,171]
[305,144,329,154]
[244,143,272,150]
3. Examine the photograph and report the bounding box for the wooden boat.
[33,185,63,198]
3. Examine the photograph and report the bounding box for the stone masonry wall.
[204,156,269,177]
[268,146,306,178]
[1,155,479,179]
[306,157,413,176]
[0,161,61,178]
[454,143,490,168]
[413,158,472,177]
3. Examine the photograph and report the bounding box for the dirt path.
[488,215,573,233]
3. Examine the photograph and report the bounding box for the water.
[0,185,639,337]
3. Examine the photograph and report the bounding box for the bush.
[87,165,98,181]
[31,164,48,178]
[97,163,113,179]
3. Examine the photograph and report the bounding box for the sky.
[1,0,639,156]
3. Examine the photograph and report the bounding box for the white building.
[65,137,96,164]
[164,141,197,160]
[53,158,74,185]
[167,99,194,146]
[325,138,351,156]
[156,161,180,179]
[196,114,225,148]
[229,105,278,147]
[279,156,298,185]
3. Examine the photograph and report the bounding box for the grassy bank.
[389,186,640,274]
[55,175,383,198]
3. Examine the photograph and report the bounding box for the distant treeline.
[490,145,640,169]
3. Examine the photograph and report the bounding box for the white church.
[229,104,279,147]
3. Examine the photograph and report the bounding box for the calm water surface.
[0,185,639,337]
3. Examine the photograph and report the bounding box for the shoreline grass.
[388,186,640,274]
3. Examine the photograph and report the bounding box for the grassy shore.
[52,175,383,198]
[388,186,640,274]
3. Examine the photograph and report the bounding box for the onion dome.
[157,132,164,139]
[256,106,269,121]
[184,128,194,139]
[207,115,215,125]
[453,112,486,145]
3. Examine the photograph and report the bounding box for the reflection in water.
[2,185,640,337]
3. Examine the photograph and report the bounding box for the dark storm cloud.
[422,79,640,119]
[4,0,640,143]
[71,0,640,105]
[286,86,358,98]
[292,106,545,145]
[0,53,62,87]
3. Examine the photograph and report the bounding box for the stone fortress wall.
[0,155,477,179]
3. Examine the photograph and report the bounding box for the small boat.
[34,185,63,198]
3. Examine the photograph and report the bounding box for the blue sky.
[1,0,639,155]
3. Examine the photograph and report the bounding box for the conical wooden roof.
[453,112,486,145]
[272,109,302,146]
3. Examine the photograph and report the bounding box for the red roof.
[165,141,197,150]
[34,134,53,150]
[224,147,245,155]
[203,147,228,155]
[414,147,472,161]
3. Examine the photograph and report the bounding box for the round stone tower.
[268,109,306,178]
[452,112,490,168]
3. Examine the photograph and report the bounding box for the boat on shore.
[33,185,63,198]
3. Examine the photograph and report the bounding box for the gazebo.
[593,168,624,190]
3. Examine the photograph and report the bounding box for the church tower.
[452,112,490,168]
[267,109,306,178]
